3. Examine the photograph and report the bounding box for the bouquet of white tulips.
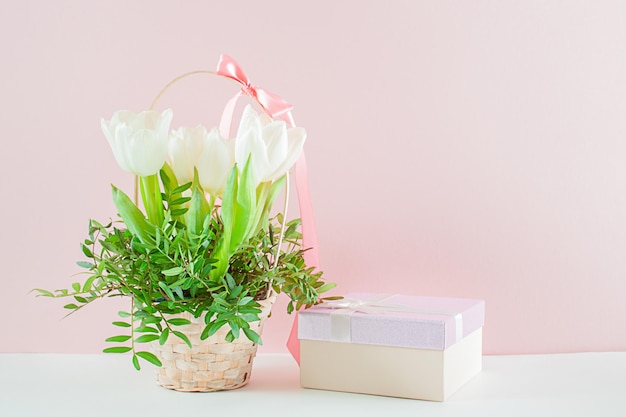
[102,104,307,281]
[36,92,333,370]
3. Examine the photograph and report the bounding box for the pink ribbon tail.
[294,151,320,268]
[286,312,300,364]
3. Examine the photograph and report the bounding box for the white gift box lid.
[298,292,485,350]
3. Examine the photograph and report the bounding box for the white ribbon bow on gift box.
[320,294,465,345]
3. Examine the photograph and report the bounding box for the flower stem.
[208,194,216,217]
[140,174,164,226]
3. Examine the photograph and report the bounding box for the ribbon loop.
[216,54,293,118]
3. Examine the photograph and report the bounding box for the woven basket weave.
[152,296,275,392]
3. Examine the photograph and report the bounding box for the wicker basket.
[152,295,275,392]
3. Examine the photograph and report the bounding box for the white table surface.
[1,352,624,416]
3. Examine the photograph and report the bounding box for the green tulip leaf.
[111,185,155,245]
[186,171,210,236]
[230,155,257,253]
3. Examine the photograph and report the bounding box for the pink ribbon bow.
[216,54,293,118]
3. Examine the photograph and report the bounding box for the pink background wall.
[1,1,625,356]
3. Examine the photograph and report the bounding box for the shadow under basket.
[152,296,274,392]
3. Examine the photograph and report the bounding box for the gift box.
[298,293,485,401]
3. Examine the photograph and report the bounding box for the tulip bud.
[168,125,206,185]
[234,105,306,185]
[101,109,173,177]
[196,128,234,196]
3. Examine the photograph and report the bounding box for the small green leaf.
[135,334,160,343]
[316,283,336,294]
[212,296,229,307]
[242,328,262,345]
[158,281,175,301]
[205,320,226,339]
[143,316,161,325]
[225,274,236,290]
[239,313,260,322]
[82,275,98,292]
[228,320,240,339]
[237,296,254,306]
[105,335,131,343]
[159,327,170,345]
[172,286,184,300]
[112,321,131,328]
[172,182,192,195]
[162,267,184,277]
[33,288,54,297]
[63,303,78,310]
[103,346,132,354]
[172,331,192,348]
[136,351,162,367]
[166,318,191,326]
[132,354,141,370]
[171,197,192,206]
[76,261,94,269]
[81,244,93,258]
[118,311,131,318]
[135,326,159,334]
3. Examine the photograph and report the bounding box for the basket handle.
[149,55,294,136]
[147,68,251,139]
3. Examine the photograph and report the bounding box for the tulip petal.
[102,119,132,173]
[101,109,172,177]
[197,128,234,196]
[262,121,288,180]
[237,105,264,138]
[126,129,168,177]
[235,125,269,187]
[168,125,206,184]
[265,126,306,181]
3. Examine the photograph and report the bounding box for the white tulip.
[168,125,206,185]
[101,109,173,177]
[196,128,234,196]
[234,105,306,185]
[265,125,306,181]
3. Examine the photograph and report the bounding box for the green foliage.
[34,166,334,371]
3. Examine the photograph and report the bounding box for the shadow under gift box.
[298,293,485,401]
